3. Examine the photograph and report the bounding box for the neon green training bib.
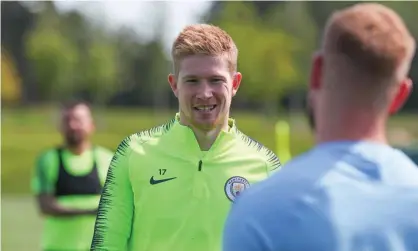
[32,146,113,250]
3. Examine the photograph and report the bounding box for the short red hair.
[323,3,415,84]
[171,24,238,74]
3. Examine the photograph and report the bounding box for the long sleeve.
[91,138,134,250]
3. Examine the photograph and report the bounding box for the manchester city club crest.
[224,176,250,202]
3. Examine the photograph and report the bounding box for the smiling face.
[168,55,241,131]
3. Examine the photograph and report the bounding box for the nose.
[196,82,213,99]
[68,119,80,130]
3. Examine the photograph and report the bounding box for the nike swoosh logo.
[150,176,177,185]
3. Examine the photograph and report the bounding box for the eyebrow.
[182,75,198,79]
[182,74,226,80]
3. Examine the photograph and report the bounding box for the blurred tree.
[25,7,79,101]
[107,27,151,106]
[215,2,301,115]
[114,27,147,90]
[1,47,22,105]
[151,2,172,111]
[26,3,120,105]
[61,10,91,49]
[82,32,118,105]
[265,1,318,111]
[205,1,285,22]
[106,3,172,108]
[1,1,36,104]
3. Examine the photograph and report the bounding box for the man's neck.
[179,114,230,151]
[316,109,388,145]
[193,127,224,151]
[66,142,92,155]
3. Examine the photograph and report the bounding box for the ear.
[388,78,412,115]
[168,74,178,97]
[231,72,242,97]
[309,52,323,91]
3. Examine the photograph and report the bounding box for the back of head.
[322,3,415,106]
[171,24,238,75]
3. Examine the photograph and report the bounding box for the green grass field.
[2,107,317,195]
[2,107,416,250]
[2,196,41,251]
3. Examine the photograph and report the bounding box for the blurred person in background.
[32,100,113,251]
[90,24,281,251]
[223,3,418,251]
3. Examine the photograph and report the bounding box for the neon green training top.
[91,114,281,251]
[32,146,113,250]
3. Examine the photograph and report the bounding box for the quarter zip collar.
[170,113,237,159]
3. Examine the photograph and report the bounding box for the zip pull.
[198,160,203,171]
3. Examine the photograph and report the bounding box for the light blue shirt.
[223,141,418,251]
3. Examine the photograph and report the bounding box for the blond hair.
[171,24,238,74]
[322,3,415,91]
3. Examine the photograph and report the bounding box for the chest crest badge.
[224,176,250,202]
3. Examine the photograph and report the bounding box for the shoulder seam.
[133,118,176,145]
[235,129,281,172]
[124,118,176,179]
[115,118,176,175]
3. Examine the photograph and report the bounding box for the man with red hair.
[223,3,418,251]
